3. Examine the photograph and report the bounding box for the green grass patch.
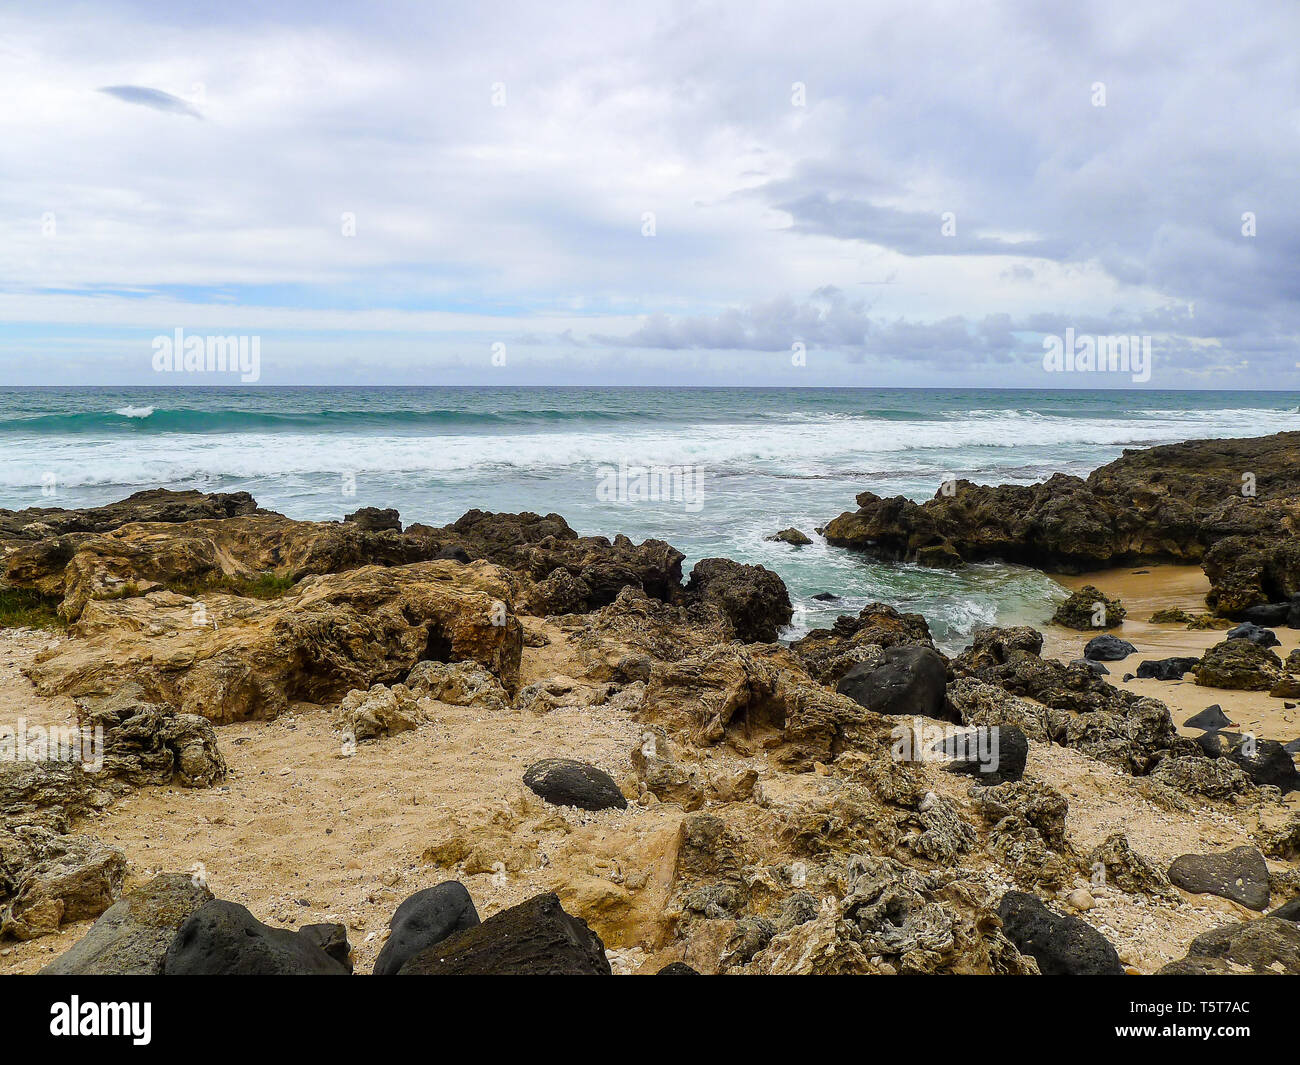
[0,587,66,630]
[167,572,298,600]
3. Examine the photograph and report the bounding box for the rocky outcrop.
[1052,586,1126,630]
[791,603,934,685]
[28,560,525,722]
[0,835,126,940]
[1194,640,1284,691]
[822,432,1300,615]
[682,558,792,643]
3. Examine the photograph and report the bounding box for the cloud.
[97,85,203,118]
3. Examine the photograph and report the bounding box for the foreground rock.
[163,899,350,974]
[523,759,627,811]
[996,891,1123,975]
[373,882,480,976]
[836,646,948,719]
[1168,847,1271,910]
[398,892,611,974]
[41,873,212,974]
[1159,917,1300,975]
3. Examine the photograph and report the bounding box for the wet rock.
[42,873,213,974]
[1226,621,1280,647]
[343,507,402,532]
[373,882,480,976]
[523,758,627,811]
[837,645,947,719]
[163,899,350,974]
[1135,657,1199,681]
[996,891,1123,975]
[1052,586,1126,630]
[684,558,793,643]
[398,892,611,975]
[811,592,840,602]
[1168,847,1270,910]
[1158,917,1300,975]
[1184,704,1233,731]
[765,528,811,547]
[935,725,1028,784]
[1194,639,1283,691]
[1083,633,1135,661]
[0,836,126,940]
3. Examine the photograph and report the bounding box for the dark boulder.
[935,725,1028,784]
[162,899,350,974]
[1135,657,1199,681]
[1226,622,1281,648]
[373,882,480,976]
[997,891,1123,975]
[1225,738,1300,793]
[1242,602,1290,626]
[765,528,812,547]
[1083,634,1135,661]
[1168,847,1271,910]
[836,645,948,719]
[657,961,701,974]
[1269,897,1300,922]
[344,507,402,533]
[398,892,611,975]
[684,558,793,643]
[523,759,627,811]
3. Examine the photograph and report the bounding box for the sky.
[1,0,1297,388]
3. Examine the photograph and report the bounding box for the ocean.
[2,386,1297,651]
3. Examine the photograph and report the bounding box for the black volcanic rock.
[836,645,948,719]
[373,882,480,976]
[997,891,1123,975]
[398,892,611,975]
[523,759,627,811]
[1168,847,1271,910]
[163,900,350,974]
[1084,633,1135,661]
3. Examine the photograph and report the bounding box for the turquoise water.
[2,387,1297,649]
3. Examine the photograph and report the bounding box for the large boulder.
[522,759,627,811]
[836,645,948,719]
[1052,586,1126,630]
[162,899,350,974]
[1168,847,1271,910]
[1083,634,1135,661]
[398,892,611,975]
[996,891,1123,974]
[683,558,792,643]
[41,872,212,974]
[372,882,480,976]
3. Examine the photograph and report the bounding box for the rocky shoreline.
[1,432,1299,975]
